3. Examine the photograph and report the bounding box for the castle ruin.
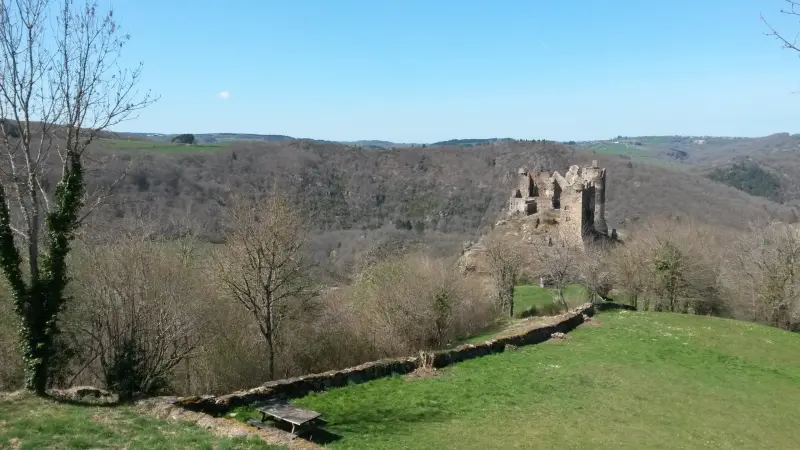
[507,160,610,246]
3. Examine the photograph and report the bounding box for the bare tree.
[0,0,155,394]
[609,217,725,315]
[525,151,556,174]
[484,236,527,317]
[578,242,612,304]
[531,237,579,311]
[69,236,203,400]
[211,192,319,380]
[607,241,646,309]
[762,1,800,54]
[728,221,800,330]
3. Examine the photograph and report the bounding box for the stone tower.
[507,160,610,246]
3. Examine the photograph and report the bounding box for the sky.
[99,0,800,142]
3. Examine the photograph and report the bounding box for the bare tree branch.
[210,189,319,380]
[0,0,156,394]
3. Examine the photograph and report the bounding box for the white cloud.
[217,91,230,100]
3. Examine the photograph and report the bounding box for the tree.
[762,2,800,53]
[578,242,612,304]
[729,221,800,330]
[0,119,19,138]
[171,133,195,145]
[484,237,526,317]
[0,0,154,394]
[70,236,204,400]
[610,218,724,315]
[211,192,318,380]
[531,238,579,311]
[651,241,688,312]
[607,241,646,309]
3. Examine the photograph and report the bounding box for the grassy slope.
[513,284,587,313]
[288,311,800,449]
[0,394,285,450]
[585,142,691,171]
[457,284,587,345]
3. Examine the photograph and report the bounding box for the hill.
[340,140,417,149]
[130,132,297,144]
[277,310,800,449]
[116,131,800,210]
[87,136,782,237]
[567,134,800,208]
[123,132,418,149]
[431,138,512,147]
[69,135,785,277]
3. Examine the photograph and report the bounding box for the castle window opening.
[552,182,561,209]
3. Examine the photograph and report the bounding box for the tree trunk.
[556,287,568,311]
[508,285,515,317]
[266,294,276,380]
[267,336,276,380]
[25,308,52,395]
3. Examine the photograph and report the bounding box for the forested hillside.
[65,137,784,278]
[88,138,782,235]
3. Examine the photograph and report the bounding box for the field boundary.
[175,302,610,416]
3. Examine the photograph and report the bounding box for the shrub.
[67,238,206,399]
[606,217,727,315]
[291,253,499,372]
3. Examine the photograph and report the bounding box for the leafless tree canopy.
[0,0,155,393]
[726,221,800,330]
[0,0,155,233]
[210,191,319,380]
[762,1,800,54]
[529,238,580,311]
[68,237,204,398]
[484,236,527,316]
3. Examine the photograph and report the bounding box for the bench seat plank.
[256,403,322,427]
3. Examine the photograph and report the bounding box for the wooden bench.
[248,402,327,437]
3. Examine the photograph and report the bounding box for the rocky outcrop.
[457,213,562,276]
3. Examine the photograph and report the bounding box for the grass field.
[513,284,587,315]
[455,284,587,345]
[91,137,230,153]
[585,142,691,171]
[0,394,285,449]
[276,310,800,449]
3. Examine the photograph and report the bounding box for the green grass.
[456,284,587,345]
[585,142,691,172]
[456,322,509,345]
[0,394,285,449]
[91,137,230,153]
[287,311,800,449]
[589,142,653,157]
[513,283,587,315]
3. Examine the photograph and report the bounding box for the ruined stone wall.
[506,161,609,247]
[557,187,587,247]
[174,303,598,416]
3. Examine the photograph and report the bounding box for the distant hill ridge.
[121,131,800,149]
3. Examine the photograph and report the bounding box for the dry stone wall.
[175,302,600,416]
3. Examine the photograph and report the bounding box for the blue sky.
[106,0,800,142]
